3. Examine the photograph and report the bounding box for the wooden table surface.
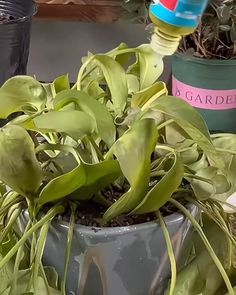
[35,0,123,22]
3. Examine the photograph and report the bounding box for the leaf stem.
[87,136,104,161]
[0,205,64,270]
[10,220,31,295]
[156,119,174,131]
[157,211,176,295]
[36,143,81,165]
[33,221,50,293]
[61,203,76,295]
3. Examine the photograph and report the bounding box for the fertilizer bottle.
[149,0,208,56]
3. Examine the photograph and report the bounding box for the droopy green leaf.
[33,110,96,140]
[131,81,167,109]
[9,114,37,131]
[187,167,217,201]
[188,154,208,172]
[103,118,158,221]
[54,90,116,146]
[84,80,105,99]
[133,150,184,214]
[0,76,46,118]
[0,125,42,196]
[126,74,139,95]
[164,257,205,295]
[152,96,225,170]
[132,45,164,90]
[51,74,70,97]
[78,55,128,116]
[39,160,121,205]
[107,42,132,66]
[2,269,61,295]
[71,160,121,201]
[0,254,14,294]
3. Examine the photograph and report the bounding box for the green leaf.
[103,118,158,221]
[78,55,128,116]
[0,125,42,196]
[135,45,164,90]
[71,160,121,201]
[2,269,61,295]
[164,258,205,295]
[126,74,140,95]
[186,167,231,200]
[131,81,167,109]
[188,154,208,172]
[152,96,225,170]
[84,80,105,99]
[133,150,184,214]
[33,110,96,140]
[107,42,132,66]
[0,76,46,118]
[0,254,14,294]
[39,164,85,206]
[187,167,217,200]
[51,74,70,97]
[9,114,37,130]
[179,144,199,165]
[39,160,121,205]
[54,90,116,146]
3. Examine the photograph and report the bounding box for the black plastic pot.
[0,0,37,86]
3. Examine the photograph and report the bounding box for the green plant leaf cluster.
[0,43,235,294]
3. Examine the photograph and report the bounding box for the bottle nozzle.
[150,27,181,56]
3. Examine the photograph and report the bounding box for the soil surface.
[60,180,189,227]
[0,13,16,24]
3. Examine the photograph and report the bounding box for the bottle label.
[172,76,236,110]
[150,0,208,28]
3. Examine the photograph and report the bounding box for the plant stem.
[156,119,174,131]
[0,204,22,244]
[61,204,76,295]
[0,198,21,219]
[33,221,50,293]
[10,220,31,295]
[36,143,81,165]
[76,55,95,90]
[170,198,234,295]
[157,211,176,295]
[87,136,104,161]
[0,205,64,270]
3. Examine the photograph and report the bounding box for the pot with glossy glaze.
[21,204,197,295]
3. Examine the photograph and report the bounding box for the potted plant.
[0,44,235,295]
[0,0,37,86]
[172,0,236,133]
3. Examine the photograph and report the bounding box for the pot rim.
[22,204,196,236]
[53,203,196,236]
[174,52,236,66]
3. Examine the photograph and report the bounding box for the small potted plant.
[0,44,235,295]
[0,0,37,86]
[172,0,236,133]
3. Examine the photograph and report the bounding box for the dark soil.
[0,12,16,24]
[60,180,189,228]
[61,201,158,227]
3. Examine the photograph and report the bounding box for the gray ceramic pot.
[21,204,197,295]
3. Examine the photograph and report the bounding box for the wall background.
[28,20,171,83]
